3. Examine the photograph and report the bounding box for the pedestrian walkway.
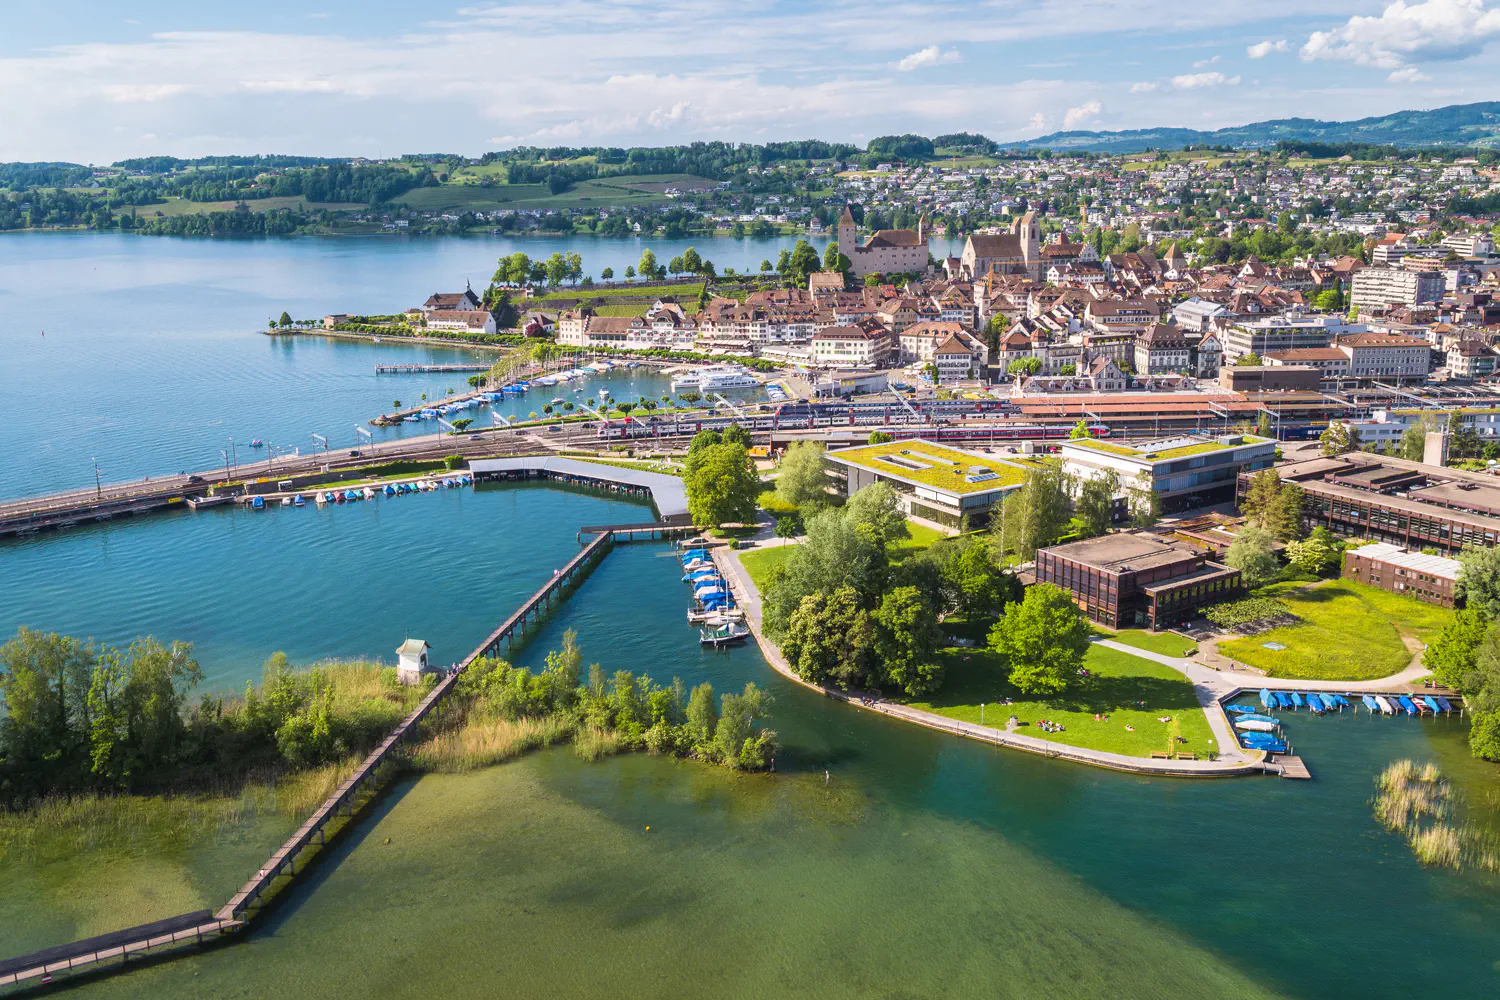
[713,548,1262,778]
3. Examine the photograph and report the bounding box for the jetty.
[470,456,690,522]
[375,363,489,374]
[0,516,665,989]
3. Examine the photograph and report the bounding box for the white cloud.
[1171,71,1241,89]
[1027,111,1050,132]
[1193,55,1221,68]
[1063,100,1102,129]
[895,45,961,71]
[1301,0,1500,70]
[1388,66,1432,81]
[101,83,192,103]
[1247,38,1289,58]
[1129,81,1160,92]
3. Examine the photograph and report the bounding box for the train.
[596,410,1111,442]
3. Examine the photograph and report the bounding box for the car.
[186,475,205,485]
[547,426,561,433]
[348,450,362,457]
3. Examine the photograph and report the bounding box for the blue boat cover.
[1397,696,1417,715]
[1362,695,1381,712]
[1422,696,1442,714]
[1289,692,1305,707]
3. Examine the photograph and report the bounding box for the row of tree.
[1418,547,1500,760]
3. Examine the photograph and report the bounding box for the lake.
[0,231,965,499]
[1,233,1497,998]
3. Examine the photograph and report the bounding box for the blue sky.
[3,0,1498,161]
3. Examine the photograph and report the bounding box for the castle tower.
[917,212,927,244]
[838,204,857,263]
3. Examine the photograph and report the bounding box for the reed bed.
[410,713,574,773]
[1372,759,1500,873]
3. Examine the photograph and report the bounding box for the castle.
[837,205,930,279]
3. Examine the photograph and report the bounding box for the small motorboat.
[280,497,291,507]
[699,622,750,646]
[403,415,421,423]
[1361,694,1381,712]
[250,495,265,509]
[1235,719,1278,733]
[362,487,375,500]
[292,494,306,507]
[249,439,264,448]
[1235,713,1281,726]
[1225,705,1261,715]
[315,492,328,505]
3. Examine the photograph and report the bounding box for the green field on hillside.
[124,195,366,218]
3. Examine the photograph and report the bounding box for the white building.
[396,638,432,685]
[1334,332,1432,378]
[1350,267,1445,310]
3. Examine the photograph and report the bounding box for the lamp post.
[91,458,101,500]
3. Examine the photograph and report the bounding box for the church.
[837,205,930,279]
[959,212,1042,281]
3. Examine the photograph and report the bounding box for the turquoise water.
[3,490,1500,997]
[1,234,1498,996]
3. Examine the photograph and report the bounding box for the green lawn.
[1098,629,1198,658]
[910,644,1217,759]
[892,520,946,556]
[740,545,796,591]
[1215,579,1449,681]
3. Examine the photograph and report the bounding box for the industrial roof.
[468,456,688,518]
[1348,542,1460,580]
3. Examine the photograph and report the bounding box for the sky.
[3,0,1499,162]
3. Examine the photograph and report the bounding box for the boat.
[249,439,264,448]
[280,497,291,507]
[1306,696,1325,715]
[1273,692,1293,710]
[1257,689,1275,709]
[1436,696,1454,713]
[1227,704,1262,715]
[315,492,328,505]
[1236,713,1281,726]
[362,487,375,499]
[1333,694,1350,709]
[671,364,761,393]
[250,495,265,509]
[185,495,232,511]
[699,622,750,646]
[1397,695,1418,715]
[683,570,718,583]
[383,484,396,496]
[1362,694,1381,712]
[403,415,420,423]
[344,489,360,501]
[1318,693,1339,712]
[1422,696,1443,715]
[693,583,727,599]
[1288,692,1305,709]
[292,494,306,507]
[1374,695,1395,715]
[1235,719,1278,733]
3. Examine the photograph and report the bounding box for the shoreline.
[710,544,1267,779]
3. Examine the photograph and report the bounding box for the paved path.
[714,547,1263,778]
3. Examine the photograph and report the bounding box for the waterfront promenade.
[712,544,1265,777]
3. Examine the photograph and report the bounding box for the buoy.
[645,826,650,831]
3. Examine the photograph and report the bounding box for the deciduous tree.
[988,583,1091,695]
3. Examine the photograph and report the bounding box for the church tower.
[837,204,857,263]
[1019,210,1040,279]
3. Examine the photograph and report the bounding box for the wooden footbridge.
[0,523,655,990]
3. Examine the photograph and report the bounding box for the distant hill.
[1002,102,1500,153]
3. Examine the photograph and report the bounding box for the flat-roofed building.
[1061,433,1276,512]
[1351,267,1445,310]
[1238,453,1500,553]
[1335,331,1432,378]
[824,438,1032,528]
[1343,542,1460,608]
[1219,365,1322,392]
[1222,314,1364,364]
[1034,531,1243,630]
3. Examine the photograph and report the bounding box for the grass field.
[395,180,673,213]
[1099,629,1198,658]
[130,195,365,218]
[594,173,719,193]
[740,545,796,590]
[531,281,705,303]
[910,643,1216,759]
[592,303,649,317]
[1216,579,1450,681]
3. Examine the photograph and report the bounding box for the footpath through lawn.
[1215,579,1453,682]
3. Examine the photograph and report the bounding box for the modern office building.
[1034,531,1242,630]
[1221,314,1365,364]
[1061,433,1277,512]
[824,438,1033,528]
[1238,452,1500,553]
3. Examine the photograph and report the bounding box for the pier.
[0,511,643,988]
[470,456,690,522]
[375,363,489,374]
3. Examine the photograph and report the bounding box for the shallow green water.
[5,496,1500,997]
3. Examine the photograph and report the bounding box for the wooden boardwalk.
[1267,754,1311,779]
[0,525,634,988]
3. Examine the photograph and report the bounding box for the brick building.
[1034,532,1242,630]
